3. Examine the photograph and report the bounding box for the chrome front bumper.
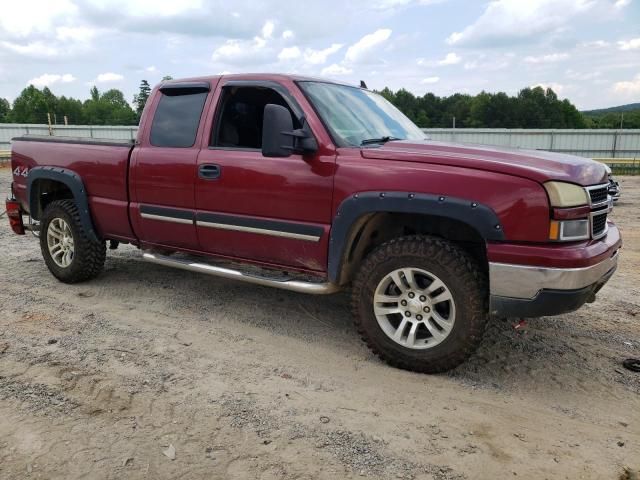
[489,249,619,318]
[489,249,619,300]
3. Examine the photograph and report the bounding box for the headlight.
[544,181,589,207]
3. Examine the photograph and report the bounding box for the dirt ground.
[0,167,638,480]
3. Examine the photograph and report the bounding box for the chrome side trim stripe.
[196,220,321,242]
[142,252,338,295]
[139,205,324,242]
[140,213,194,225]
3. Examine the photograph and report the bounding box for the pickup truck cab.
[6,74,621,373]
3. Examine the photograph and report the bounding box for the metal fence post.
[612,131,618,158]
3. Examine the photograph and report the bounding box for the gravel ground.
[0,167,639,480]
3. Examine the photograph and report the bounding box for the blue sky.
[0,0,638,110]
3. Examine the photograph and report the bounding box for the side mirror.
[262,104,318,157]
[262,104,294,157]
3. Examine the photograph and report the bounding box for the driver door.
[194,80,336,272]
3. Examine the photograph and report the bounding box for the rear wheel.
[351,235,488,373]
[40,200,106,283]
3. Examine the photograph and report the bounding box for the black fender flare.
[27,166,100,242]
[327,191,505,283]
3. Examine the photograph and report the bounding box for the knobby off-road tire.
[351,235,488,373]
[40,200,106,283]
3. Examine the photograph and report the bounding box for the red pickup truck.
[6,74,621,373]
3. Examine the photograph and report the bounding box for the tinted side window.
[150,91,208,148]
[211,87,299,149]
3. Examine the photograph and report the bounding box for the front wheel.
[40,200,106,283]
[351,235,488,373]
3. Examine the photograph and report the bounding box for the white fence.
[0,124,138,149]
[423,128,640,159]
[2,124,639,159]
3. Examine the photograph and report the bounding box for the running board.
[142,253,339,295]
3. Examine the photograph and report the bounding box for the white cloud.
[109,0,203,17]
[304,44,343,64]
[212,40,246,61]
[614,0,631,7]
[0,0,76,37]
[321,63,353,76]
[55,26,96,43]
[211,21,275,64]
[612,74,640,97]
[0,40,59,58]
[437,52,461,65]
[447,0,594,47]
[278,46,301,61]
[211,36,269,63]
[282,30,294,40]
[261,20,275,39]
[345,28,392,63]
[524,52,569,64]
[95,72,124,83]
[421,76,440,84]
[417,52,461,67]
[145,66,157,72]
[27,73,76,87]
[580,40,610,48]
[532,82,566,95]
[618,38,640,50]
[460,55,512,71]
[373,0,446,8]
[566,69,601,81]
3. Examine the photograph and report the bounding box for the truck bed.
[11,134,136,241]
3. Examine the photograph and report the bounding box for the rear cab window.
[150,85,209,148]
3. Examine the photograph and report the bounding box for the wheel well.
[30,179,74,220]
[337,212,488,285]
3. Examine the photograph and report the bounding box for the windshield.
[298,81,426,147]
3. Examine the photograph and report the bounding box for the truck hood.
[360,140,607,186]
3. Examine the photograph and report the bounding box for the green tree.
[90,86,100,102]
[161,75,173,81]
[101,89,137,124]
[0,97,10,122]
[83,87,136,125]
[133,80,151,118]
[57,96,84,124]
[11,85,51,123]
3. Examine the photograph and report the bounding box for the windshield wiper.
[360,136,402,146]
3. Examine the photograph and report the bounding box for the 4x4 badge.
[13,166,29,178]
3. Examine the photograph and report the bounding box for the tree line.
[379,86,640,129]
[0,79,160,125]
[1,81,638,128]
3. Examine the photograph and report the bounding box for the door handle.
[199,164,221,180]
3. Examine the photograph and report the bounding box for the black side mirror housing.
[262,104,318,157]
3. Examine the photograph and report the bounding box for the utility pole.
[47,113,53,136]
[64,116,68,126]
[620,112,624,129]
[452,116,456,129]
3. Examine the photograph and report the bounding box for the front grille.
[592,212,607,237]
[588,186,608,205]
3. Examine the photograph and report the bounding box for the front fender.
[327,191,505,283]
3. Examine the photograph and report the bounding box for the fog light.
[549,219,589,241]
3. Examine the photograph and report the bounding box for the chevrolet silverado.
[6,74,621,373]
